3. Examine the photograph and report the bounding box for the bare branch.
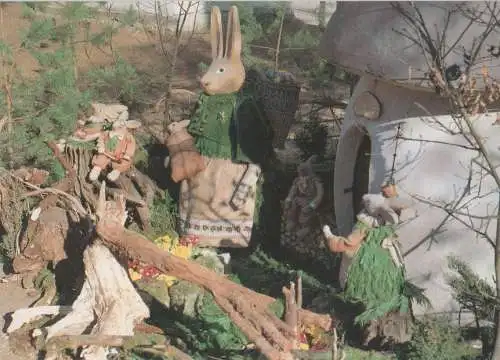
[410,192,495,247]
[397,135,479,151]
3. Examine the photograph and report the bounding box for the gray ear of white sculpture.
[319,1,500,90]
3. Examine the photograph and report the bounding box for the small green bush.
[85,57,143,106]
[396,317,480,360]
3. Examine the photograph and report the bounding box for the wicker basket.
[245,68,301,149]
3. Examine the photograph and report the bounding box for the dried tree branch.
[389,3,500,355]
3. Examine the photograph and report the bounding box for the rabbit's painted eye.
[217,68,225,74]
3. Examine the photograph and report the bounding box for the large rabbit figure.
[177,5,273,248]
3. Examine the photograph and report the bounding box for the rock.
[168,280,204,318]
[193,250,225,274]
[166,250,227,318]
[135,278,171,309]
[217,253,232,274]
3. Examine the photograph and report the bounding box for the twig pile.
[0,170,32,258]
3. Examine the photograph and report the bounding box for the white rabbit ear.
[225,5,242,60]
[210,6,224,59]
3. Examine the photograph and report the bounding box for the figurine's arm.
[122,133,136,161]
[310,178,324,210]
[322,225,366,255]
[285,179,299,205]
[71,131,101,142]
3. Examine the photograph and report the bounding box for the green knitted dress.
[186,90,272,224]
[343,222,410,325]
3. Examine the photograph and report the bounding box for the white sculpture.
[319,1,500,320]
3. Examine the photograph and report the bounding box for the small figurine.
[70,103,141,183]
[322,183,417,345]
[88,119,141,182]
[164,119,205,183]
[284,155,324,241]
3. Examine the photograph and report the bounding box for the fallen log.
[96,223,333,332]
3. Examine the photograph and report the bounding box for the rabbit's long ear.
[210,6,224,59]
[225,6,242,60]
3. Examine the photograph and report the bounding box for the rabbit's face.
[200,58,245,95]
[167,123,178,135]
[167,119,190,134]
[201,6,245,95]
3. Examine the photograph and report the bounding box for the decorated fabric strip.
[179,217,253,240]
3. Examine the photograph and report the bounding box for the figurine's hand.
[322,224,333,238]
[74,129,87,139]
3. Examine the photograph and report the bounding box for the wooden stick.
[297,273,303,309]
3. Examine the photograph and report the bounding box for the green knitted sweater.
[187,90,271,224]
[343,222,410,325]
[187,91,272,164]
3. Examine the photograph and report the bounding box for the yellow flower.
[299,342,310,350]
[128,269,142,282]
[157,274,177,287]
[304,324,320,336]
[154,234,174,250]
[302,324,326,345]
[171,244,193,259]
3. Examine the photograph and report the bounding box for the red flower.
[139,265,160,278]
[298,332,308,344]
[179,235,200,246]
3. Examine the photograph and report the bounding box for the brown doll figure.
[164,119,205,183]
[88,119,141,182]
[284,155,324,241]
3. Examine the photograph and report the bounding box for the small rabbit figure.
[178,5,274,248]
[164,119,205,183]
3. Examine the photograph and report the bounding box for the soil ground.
[0,276,38,360]
[1,3,210,98]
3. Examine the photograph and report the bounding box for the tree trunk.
[492,200,500,358]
